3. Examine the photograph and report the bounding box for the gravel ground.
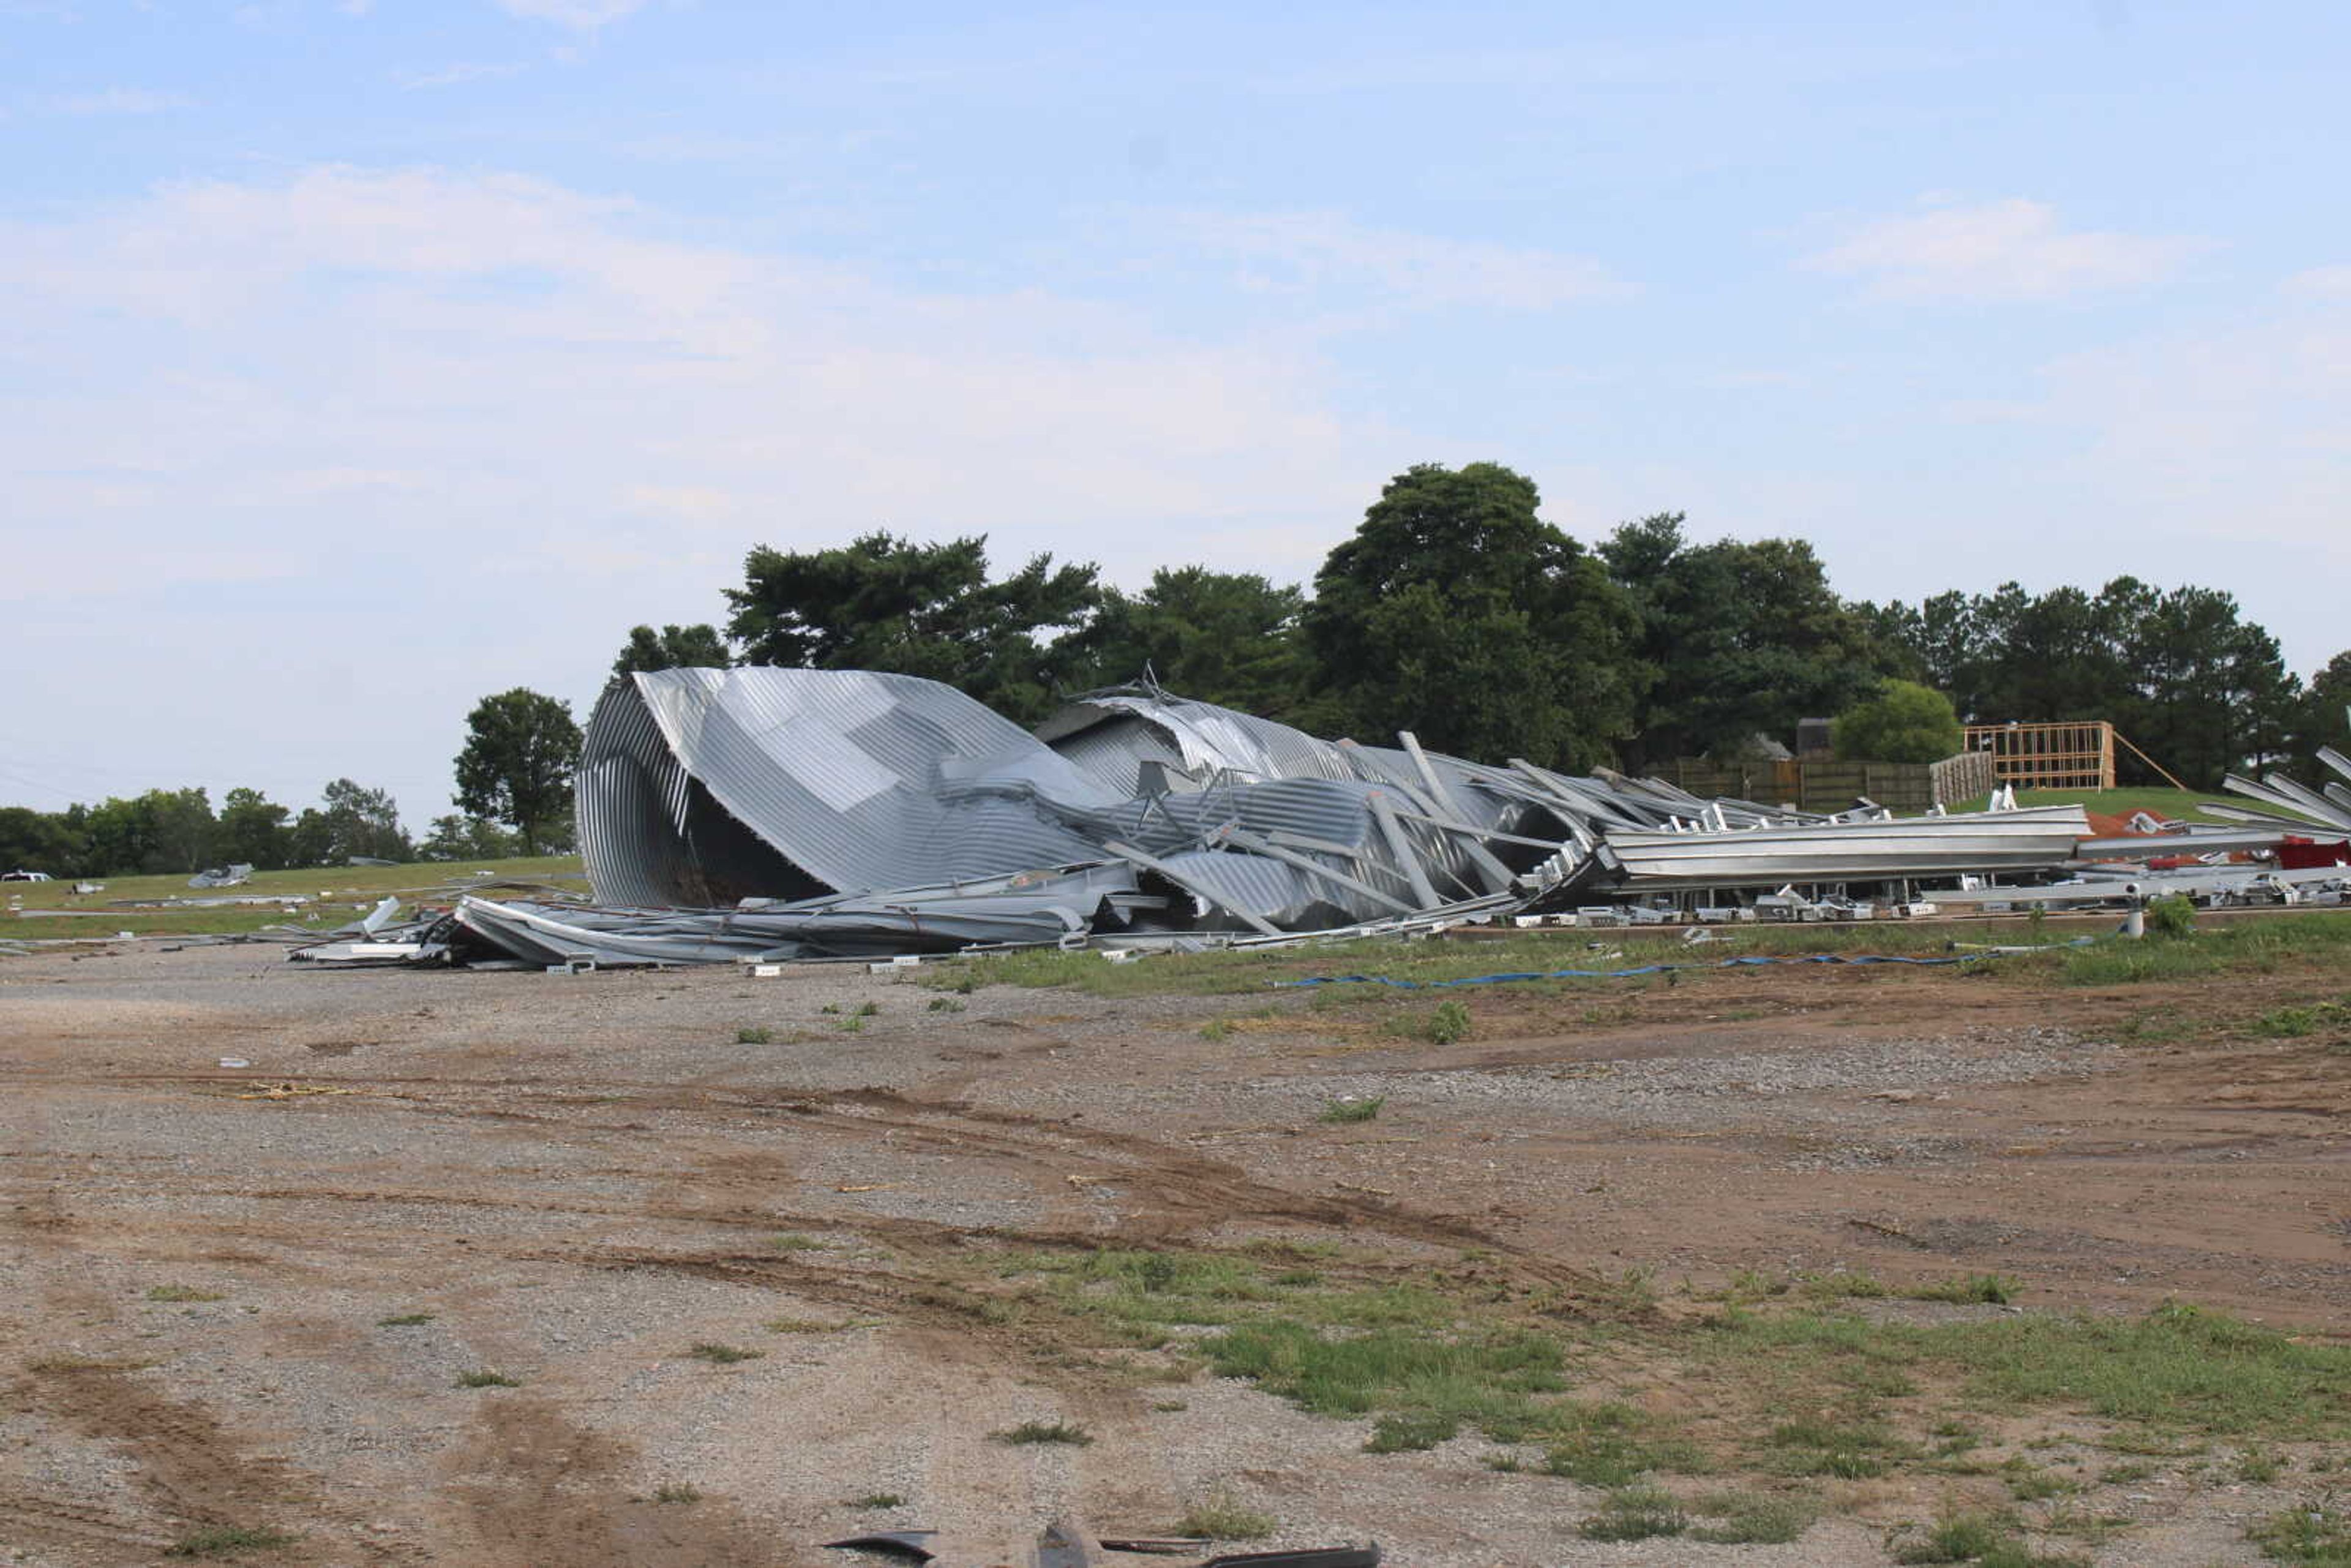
[2,939,2345,1566]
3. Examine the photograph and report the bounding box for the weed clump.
[686,1342,765,1365]
[146,1284,227,1303]
[1909,1274,2021,1305]
[2248,1497,2351,1564]
[1175,1489,1275,1540]
[992,1419,1093,1446]
[455,1370,519,1388]
[652,1482,701,1504]
[1317,1095,1384,1124]
[735,1025,773,1045]
[1365,1410,1458,1452]
[377,1311,435,1327]
[1689,1491,1815,1545]
[165,1524,296,1558]
[1577,1484,1687,1542]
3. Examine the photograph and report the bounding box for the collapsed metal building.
[302,667,2134,967]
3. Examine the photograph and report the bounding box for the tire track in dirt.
[446,1397,806,1568]
[15,1362,426,1566]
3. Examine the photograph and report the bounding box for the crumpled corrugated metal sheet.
[580,669,1120,906]
[451,669,2107,969]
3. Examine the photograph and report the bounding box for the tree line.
[13,462,2342,879]
[0,777,552,882]
[615,460,2347,787]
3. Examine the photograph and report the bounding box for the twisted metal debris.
[291,670,2350,971]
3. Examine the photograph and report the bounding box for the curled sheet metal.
[437,670,2117,968]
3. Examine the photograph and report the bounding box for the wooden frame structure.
[1963,721,2116,792]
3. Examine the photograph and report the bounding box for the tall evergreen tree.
[1303,463,1641,770]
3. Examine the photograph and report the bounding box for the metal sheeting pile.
[298,669,2151,970]
[2209,748,2351,842]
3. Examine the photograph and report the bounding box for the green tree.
[1601,514,1881,767]
[0,807,84,877]
[417,813,523,862]
[454,689,582,857]
[81,788,216,876]
[612,623,730,677]
[1832,681,1963,763]
[724,532,1100,724]
[315,778,411,863]
[1302,463,1642,769]
[217,787,292,870]
[1070,566,1318,718]
[2295,649,2351,770]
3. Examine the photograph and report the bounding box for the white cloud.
[392,61,527,90]
[1804,198,2202,301]
[37,87,194,115]
[1169,209,1624,311]
[495,0,650,26]
[0,166,1404,816]
[2284,264,2351,298]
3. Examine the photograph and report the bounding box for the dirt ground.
[2,936,2346,1566]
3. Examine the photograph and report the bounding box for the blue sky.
[3,1,2346,825]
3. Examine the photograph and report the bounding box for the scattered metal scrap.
[820,1517,1378,1568]
[283,669,2350,973]
[187,863,255,889]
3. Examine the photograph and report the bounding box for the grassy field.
[948,1238,2351,1560]
[917,909,2351,1000]
[1944,786,2259,824]
[0,855,586,940]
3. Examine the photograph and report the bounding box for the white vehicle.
[2,869,53,882]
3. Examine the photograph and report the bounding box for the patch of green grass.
[851,1000,879,1017]
[1427,1000,1471,1044]
[926,996,966,1013]
[2098,1460,2155,1484]
[2001,1457,2077,1500]
[163,1524,296,1558]
[146,1284,227,1303]
[838,1015,865,1033]
[454,1370,519,1388]
[2240,1447,2287,1483]
[852,1493,906,1509]
[992,1419,1093,1446]
[1175,1490,1275,1541]
[1908,1274,2021,1305]
[1365,1409,1458,1452]
[735,1026,773,1045]
[1705,1301,2351,1440]
[1544,1428,1709,1485]
[0,853,588,939]
[2249,1498,2351,1564]
[2254,1002,2350,1040]
[685,1342,765,1365]
[1199,1019,1235,1040]
[1202,1315,1572,1446]
[1577,1484,1687,1542]
[1892,1509,2085,1566]
[376,1311,435,1327]
[1316,1095,1384,1123]
[1764,1414,1908,1479]
[652,1482,701,1504]
[1689,1490,1816,1545]
[770,1232,826,1251]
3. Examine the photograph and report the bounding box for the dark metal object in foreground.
[819,1520,1378,1568]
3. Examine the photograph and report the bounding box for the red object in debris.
[2276,836,2351,870]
